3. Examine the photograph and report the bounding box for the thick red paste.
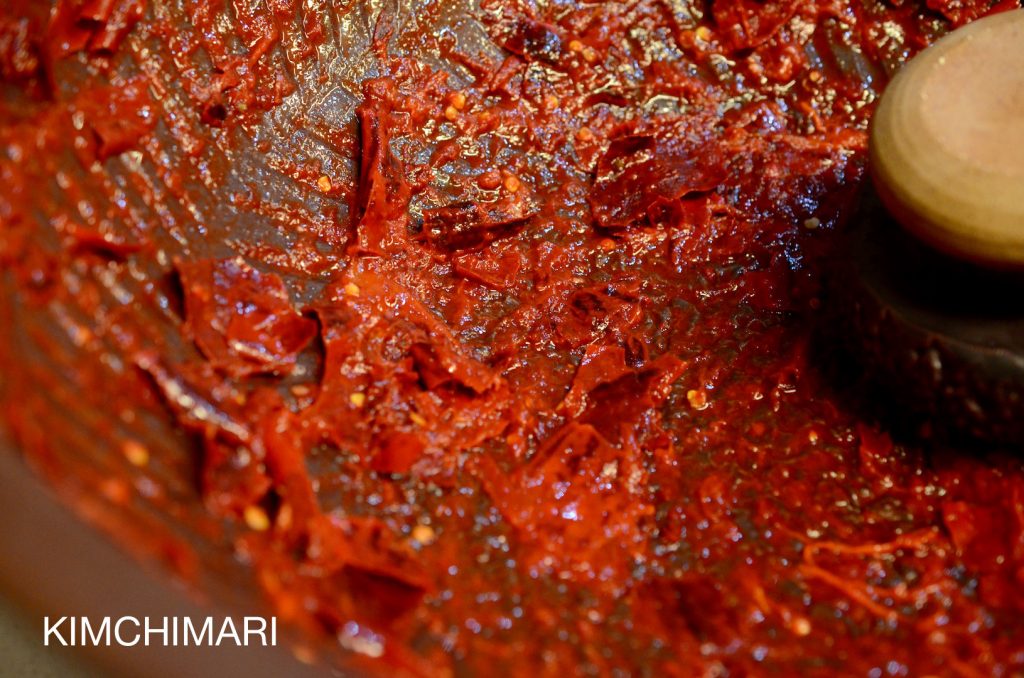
[2,0,1023,676]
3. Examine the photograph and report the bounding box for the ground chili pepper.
[1,0,1023,676]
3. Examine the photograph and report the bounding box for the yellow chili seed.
[244,505,271,532]
[411,524,436,545]
[123,440,149,467]
[687,389,708,410]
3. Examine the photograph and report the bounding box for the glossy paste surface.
[1,1,1023,676]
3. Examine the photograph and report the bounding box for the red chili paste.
[1,0,1023,676]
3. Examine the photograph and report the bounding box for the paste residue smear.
[2,0,1023,675]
